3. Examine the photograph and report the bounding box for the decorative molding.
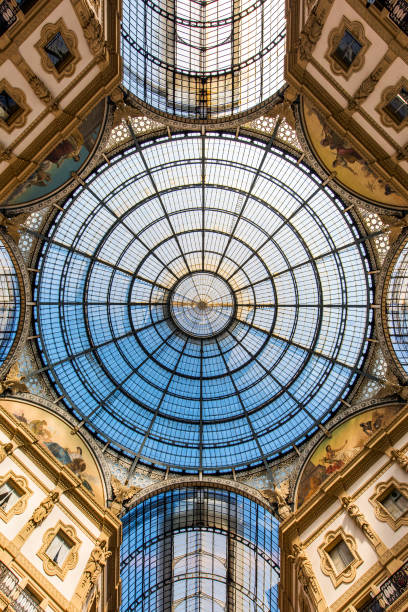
[0,79,30,133]
[341,495,387,555]
[75,538,111,601]
[14,489,60,548]
[17,61,53,106]
[288,542,327,609]
[35,18,80,82]
[72,3,105,58]
[390,448,408,473]
[377,77,408,133]
[326,17,371,80]
[348,51,395,110]
[297,5,327,62]
[0,442,14,463]
[318,527,363,588]
[369,477,408,530]
[37,520,81,581]
[0,470,31,523]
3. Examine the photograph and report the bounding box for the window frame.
[318,527,362,587]
[370,477,408,531]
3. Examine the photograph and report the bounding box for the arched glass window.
[0,236,22,370]
[385,240,408,373]
[33,132,373,473]
[121,0,286,121]
[120,487,280,611]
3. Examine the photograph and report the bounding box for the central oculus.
[170,272,235,338]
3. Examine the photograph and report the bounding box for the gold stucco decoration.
[77,538,112,600]
[260,479,292,521]
[37,521,81,580]
[0,471,31,523]
[318,527,363,588]
[326,17,371,80]
[35,18,80,82]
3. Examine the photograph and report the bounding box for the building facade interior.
[0,0,407,610]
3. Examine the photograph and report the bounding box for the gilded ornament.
[0,442,13,463]
[261,479,292,521]
[390,448,408,472]
[82,538,112,592]
[288,543,319,594]
[0,362,29,394]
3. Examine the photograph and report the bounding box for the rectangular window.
[0,480,21,513]
[381,488,408,520]
[46,531,73,567]
[44,33,73,73]
[0,90,21,125]
[332,30,362,70]
[385,89,408,125]
[328,539,354,574]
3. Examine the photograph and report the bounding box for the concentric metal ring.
[33,133,373,473]
[170,273,235,338]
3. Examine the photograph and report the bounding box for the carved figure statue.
[23,67,52,104]
[288,543,318,593]
[31,491,60,527]
[297,6,326,61]
[348,65,385,109]
[390,448,408,473]
[0,442,13,463]
[261,479,292,520]
[83,538,112,589]
[341,496,376,541]
[111,476,140,504]
[0,363,29,395]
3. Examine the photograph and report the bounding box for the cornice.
[282,401,408,538]
[0,399,120,532]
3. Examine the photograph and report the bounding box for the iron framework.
[121,486,280,611]
[33,131,374,473]
[121,0,286,121]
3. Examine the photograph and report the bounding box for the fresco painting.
[302,98,408,207]
[1,398,105,504]
[296,404,401,509]
[6,99,107,207]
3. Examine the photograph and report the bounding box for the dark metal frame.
[32,131,375,474]
[121,486,280,611]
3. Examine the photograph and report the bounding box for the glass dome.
[122,0,285,121]
[0,237,22,370]
[385,240,408,374]
[121,486,280,611]
[33,132,373,472]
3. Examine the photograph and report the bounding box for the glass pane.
[329,540,354,574]
[34,134,373,472]
[46,532,72,566]
[44,32,72,71]
[382,488,408,520]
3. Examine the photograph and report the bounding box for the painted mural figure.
[9,402,104,501]
[322,440,348,474]
[296,406,400,508]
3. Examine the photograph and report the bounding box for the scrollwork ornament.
[390,448,408,473]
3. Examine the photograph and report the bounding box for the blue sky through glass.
[34,133,373,472]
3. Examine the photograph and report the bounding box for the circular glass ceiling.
[385,240,408,375]
[34,132,373,472]
[170,272,235,337]
[122,0,285,121]
[0,236,23,371]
